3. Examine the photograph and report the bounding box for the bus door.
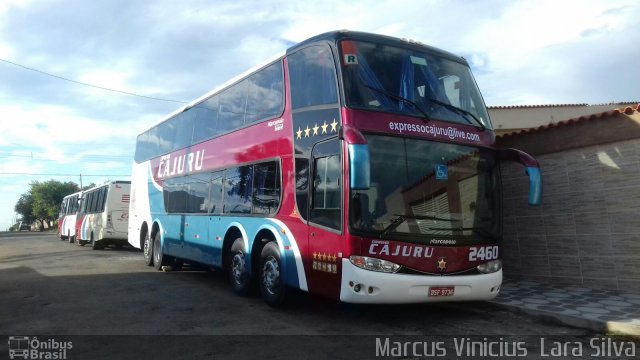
[183,172,212,264]
[307,138,343,299]
[162,178,186,256]
[206,171,225,266]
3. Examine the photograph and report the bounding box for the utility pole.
[79,174,83,189]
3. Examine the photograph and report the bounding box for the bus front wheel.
[228,238,252,296]
[259,241,287,307]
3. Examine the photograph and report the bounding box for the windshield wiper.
[379,213,456,239]
[427,97,485,131]
[363,84,431,122]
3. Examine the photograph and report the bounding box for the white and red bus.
[129,31,542,306]
[75,181,131,249]
[58,190,83,243]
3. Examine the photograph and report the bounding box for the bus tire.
[143,232,153,266]
[91,233,103,250]
[228,238,252,296]
[153,232,169,271]
[259,241,287,307]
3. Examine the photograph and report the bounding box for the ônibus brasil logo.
[7,336,72,359]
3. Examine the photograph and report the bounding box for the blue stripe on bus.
[145,166,305,290]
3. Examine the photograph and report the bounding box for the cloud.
[0,0,638,229]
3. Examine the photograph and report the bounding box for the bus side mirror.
[349,144,370,190]
[342,124,370,190]
[498,148,542,206]
[524,166,542,206]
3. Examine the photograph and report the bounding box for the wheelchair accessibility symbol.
[435,164,448,180]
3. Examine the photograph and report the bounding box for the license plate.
[429,286,455,297]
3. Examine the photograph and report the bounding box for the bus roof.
[286,30,467,65]
[139,30,467,136]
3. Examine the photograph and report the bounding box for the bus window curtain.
[399,56,449,111]
[356,53,395,109]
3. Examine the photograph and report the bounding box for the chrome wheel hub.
[231,252,246,285]
[262,257,280,295]
[143,236,151,259]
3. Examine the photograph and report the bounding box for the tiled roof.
[497,104,640,138]
[489,103,588,109]
[488,102,638,110]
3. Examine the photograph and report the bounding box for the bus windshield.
[340,40,491,129]
[350,135,501,242]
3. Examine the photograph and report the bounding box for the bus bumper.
[339,259,502,304]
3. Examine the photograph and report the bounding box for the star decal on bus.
[296,120,338,140]
[436,257,447,272]
[321,121,328,134]
[312,252,338,274]
[330,119,338,132]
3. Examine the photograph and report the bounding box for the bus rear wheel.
[153,232,169,271]
[143,232,153,266]
[91,233,103,250]
[259,241,287,307]
[228,238,252,296]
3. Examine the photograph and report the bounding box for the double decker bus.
[129,31,541,306]
[75,181,131,249]
[58,190,82,243]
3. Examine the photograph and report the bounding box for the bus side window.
[187,173,209,214]
[252,161,281,215]
[164,178,188,214]
[310,138,341,230]
[218,80,248,134]
[88,191,96,213]
[295,158,309,221]
[192,96,219,144]
[209,171,224,214]
[288,45,338,109]
[223,165,253,214]
[246,62,284,124]
[95,188,104,213]
[101,187,108,212]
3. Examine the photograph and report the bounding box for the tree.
[14,193,35,224]
[15,180,80,230]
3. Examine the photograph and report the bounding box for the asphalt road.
[0,232,615,359]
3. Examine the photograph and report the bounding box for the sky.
[0,0,638,230]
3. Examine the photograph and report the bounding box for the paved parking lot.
[1,232,620,359]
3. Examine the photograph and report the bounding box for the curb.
[488,301,640,337]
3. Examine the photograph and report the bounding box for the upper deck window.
[134,61,284,163]
[340,40,491,129]
[288,45,339,110]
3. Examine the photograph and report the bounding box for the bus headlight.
[349,256,401,273]
[477,260,502,274]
